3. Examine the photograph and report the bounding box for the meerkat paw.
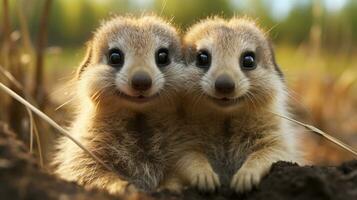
[230,164,270,193]
[159,182,184,193]
[124,182,138,193]
[106,180,137,195]
[188,166,220,192]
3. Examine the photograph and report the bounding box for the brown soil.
[1,122,356,200]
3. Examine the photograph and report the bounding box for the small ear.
[268,41,284,80]
[76,41,92,79]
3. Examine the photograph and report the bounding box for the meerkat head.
[183,17,284,113]
[75,16,183,111]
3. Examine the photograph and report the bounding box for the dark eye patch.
[240,51,256,70]
[108,48,124,68]
[196,50,211,69]
[156,48,170,67]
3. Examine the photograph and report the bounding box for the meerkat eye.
[108,48,124,67]
[240,51,256,70]
[196,50,211,68]
[156,48,170,67]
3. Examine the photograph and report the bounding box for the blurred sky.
[232,0,348,20]
[109,0,350,19]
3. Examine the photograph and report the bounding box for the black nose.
[215,74,235,94]
[131,71,152,91]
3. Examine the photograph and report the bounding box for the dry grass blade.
[0,65,23,90]
[33,0,52,107]
[27,108,34,153]
[0,82,117,175]
[271,111,357,158]
[0,64,43,166]
[32,120,44,166]
[17,0,34,53]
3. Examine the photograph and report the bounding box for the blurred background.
[0,0,356,168]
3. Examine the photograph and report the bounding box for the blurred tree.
[231,0,277,40]
[234,0,275,28]
[341,0,357,46]
[321,6,352,53]
[46,0,131,46]
[155,0,234,29]
[276,2,313,44]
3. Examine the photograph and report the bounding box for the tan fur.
[162,17,302,193]
[53,15,185,195]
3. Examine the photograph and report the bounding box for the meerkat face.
[76,16,183,110]
[184,18,284,113]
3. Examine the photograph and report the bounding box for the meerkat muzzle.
[215,74,235,95]
[131,71,152,92]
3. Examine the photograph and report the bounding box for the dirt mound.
[1,122,356,200]
[0,123,118,200]
[152,161,357,200]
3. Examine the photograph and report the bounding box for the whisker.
[55,98,75,110]
[160,0,168,16]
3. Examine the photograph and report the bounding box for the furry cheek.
[200,75,214,96]
[246,72,280,107]
[79,64,117,103]
[115,72,131,96]
[153,73,165,95]
[234,76,251,97]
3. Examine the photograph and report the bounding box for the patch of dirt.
[0,122,118,200]
[151,161,357,200]
[1,122,356,200]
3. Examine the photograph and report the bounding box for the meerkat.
[53,16,185,195]
[163,17,302,193]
